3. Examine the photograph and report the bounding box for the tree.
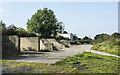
[94,33,111,43]
[0,21,6,29]
[16,27,36,37]
[6,24,18,35]
[27,8,64,38]
[78,38,81,40]
[82,36,92,40]
[63,31,68,34]
[0,21,6,35]
[16,27,27,36]
[7,24,18,30]
[111,32,120,39]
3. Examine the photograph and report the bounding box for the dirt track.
[5,45,120,64]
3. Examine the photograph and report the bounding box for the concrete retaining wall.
[47,39,65,50]
[20,37,39,52]
[40,39,53,51]
[2,36,65,53]
[2,36,20,54]
[59,40,72,47]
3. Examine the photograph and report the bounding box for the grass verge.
[2,52,120,73]
[91,38,120,56]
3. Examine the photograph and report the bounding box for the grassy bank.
[91,38,120,55]
[2,52,119,73]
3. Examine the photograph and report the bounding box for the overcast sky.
[1,2,118,39]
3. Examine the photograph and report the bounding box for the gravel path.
[5,45,120,64]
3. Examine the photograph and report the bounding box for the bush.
[2,26,37,37]
[94,33,111,43]
[56,35,70,40]
[111,32,120,39]
[92,38,119,55]
[16,28,36,37]
[56,35,64,39]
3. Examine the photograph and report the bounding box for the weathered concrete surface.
[59,40,72,47]
[47,39,65,50]
[2,36,20,54]
[20,37,39,52]
[20,38,65,52]
[5,45,120,64]
[40,39,53,51]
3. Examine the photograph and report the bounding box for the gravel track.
[4,45,120,64]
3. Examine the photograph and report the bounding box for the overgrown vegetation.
[56,52,119,73]
[91,32,120,55]
[0,21,37,37]
[2,52,119,73]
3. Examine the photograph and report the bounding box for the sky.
[0,2,118,39]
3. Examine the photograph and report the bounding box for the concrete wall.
[2,36,20,54]
[40,39,53,51]
[20,38,64,52]
[59,40,72,47]
[2,36,65,53]
[20,37,39,52]
[47,39,65,50]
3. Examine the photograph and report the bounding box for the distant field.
[2,52,119,73]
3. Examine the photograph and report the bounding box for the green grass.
[55,52,119,73]
[2,52,120,73]
[91,38,120,55]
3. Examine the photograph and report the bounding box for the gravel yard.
[4,45,120,64]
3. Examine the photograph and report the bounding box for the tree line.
[0,21,36,37]
[0,8,64,38]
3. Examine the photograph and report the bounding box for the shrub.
[2,26,37,37]
[56,35,64,39]
[91,37,120,55]
[94,33,111,43]
[111,32,120,39]
[56,35,70,40]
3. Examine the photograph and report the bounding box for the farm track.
[4,45,120,64]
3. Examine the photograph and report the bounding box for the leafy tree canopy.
[7,24,18,30]
[0,21,6,29]
[111,32,120,39]
[15,27,35,37]
[63,31,68,34]
[82,36,92,40]
[0,21,36,36]
[6,24,18,35]
[94,33,111,43]
[27,8,64,38]
[78,38,81,40]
